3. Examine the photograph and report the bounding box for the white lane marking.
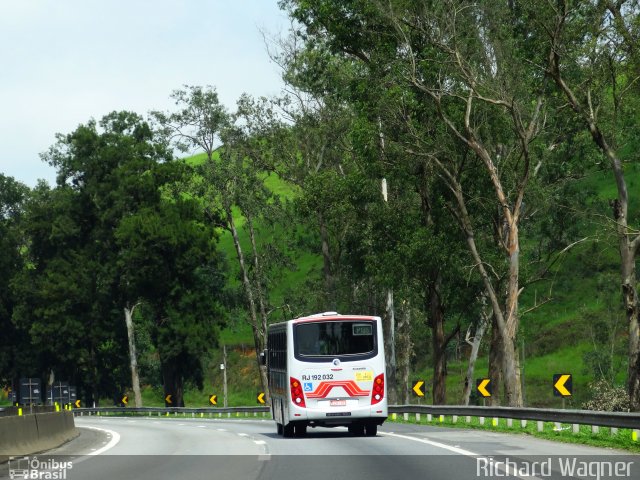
[380,432,477,456]
[380,432,544,480]
[238,433,249,437]
[80,426,121,456]
[196,425,207,428]
[253,440,266,445]
[216,428,227,432]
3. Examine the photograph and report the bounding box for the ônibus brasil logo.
[8,456,73,480]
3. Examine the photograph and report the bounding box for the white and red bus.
[263,312,387,437]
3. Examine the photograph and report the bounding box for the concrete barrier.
[0,411,77,463]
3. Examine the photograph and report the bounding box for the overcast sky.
[0,0,289,187]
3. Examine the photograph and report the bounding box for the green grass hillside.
[171,154,637,408]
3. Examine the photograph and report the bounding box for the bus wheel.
[283,423,295,438]
[348,423,365,436]
[294,423,307,437]
[364,422,377,436]
[276,423,283,435]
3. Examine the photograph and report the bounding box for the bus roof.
[267,313,381,330]
[293,312,380,324]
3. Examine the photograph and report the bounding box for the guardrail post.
[427,414,432,422]
[520,420,527,428]
[507,418,512,428]
[572,424,579,433]
[492,418,498,427]
[466,416,471,423]
[633,430,639,441]
[452,415,457,424]
[554,422,561,431]
[611,427,618,436]
[592,425,599,434]
[537,421,543,432]
[479,417,485,425]
[416,413,421,422]
[404,413,409,421]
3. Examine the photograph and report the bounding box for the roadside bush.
[582,379,630,412]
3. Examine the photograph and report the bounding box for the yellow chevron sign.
[476,378,491,397]
[412,381,425,397]
[74,399,81,408]
[209,395,217,406]
[121,395,128,406]
[257,392,266,404]
[165,394,173,405]
[553,374,572,397]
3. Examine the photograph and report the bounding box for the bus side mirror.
[259,350,267,366]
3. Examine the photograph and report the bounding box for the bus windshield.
[294,321,376,358]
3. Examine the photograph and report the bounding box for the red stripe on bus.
[305,380,371,398]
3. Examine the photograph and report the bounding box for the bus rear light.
[371,373,384,405]
[290,377,306,408]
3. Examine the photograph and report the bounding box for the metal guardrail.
[73,405,640,430]
[389,405,640,430]
[75,406,269,415]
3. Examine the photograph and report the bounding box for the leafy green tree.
[153,87,292,395]
[13,182,127,404]
[115,197,226,407]
[14,111,226,406]
[0,175,30,385]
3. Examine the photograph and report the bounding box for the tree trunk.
[462,316,488,405]
[318,212,335,309]
[429,275,460,405]
[227,207,270,399]
[451,179,522,406]
[246,214,269,356]
[488,318,503,406]
[429,281,446,405]
[396,299,412,404]
[384,289,397,404]
[124,303,143,408]
[161,361,184,407]
[501,337,522,408]
[502,225,524,406]
[622,240,640,409]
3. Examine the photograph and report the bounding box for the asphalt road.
[1,416,638,480]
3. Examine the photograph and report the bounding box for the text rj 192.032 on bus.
[261,312,387,437]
